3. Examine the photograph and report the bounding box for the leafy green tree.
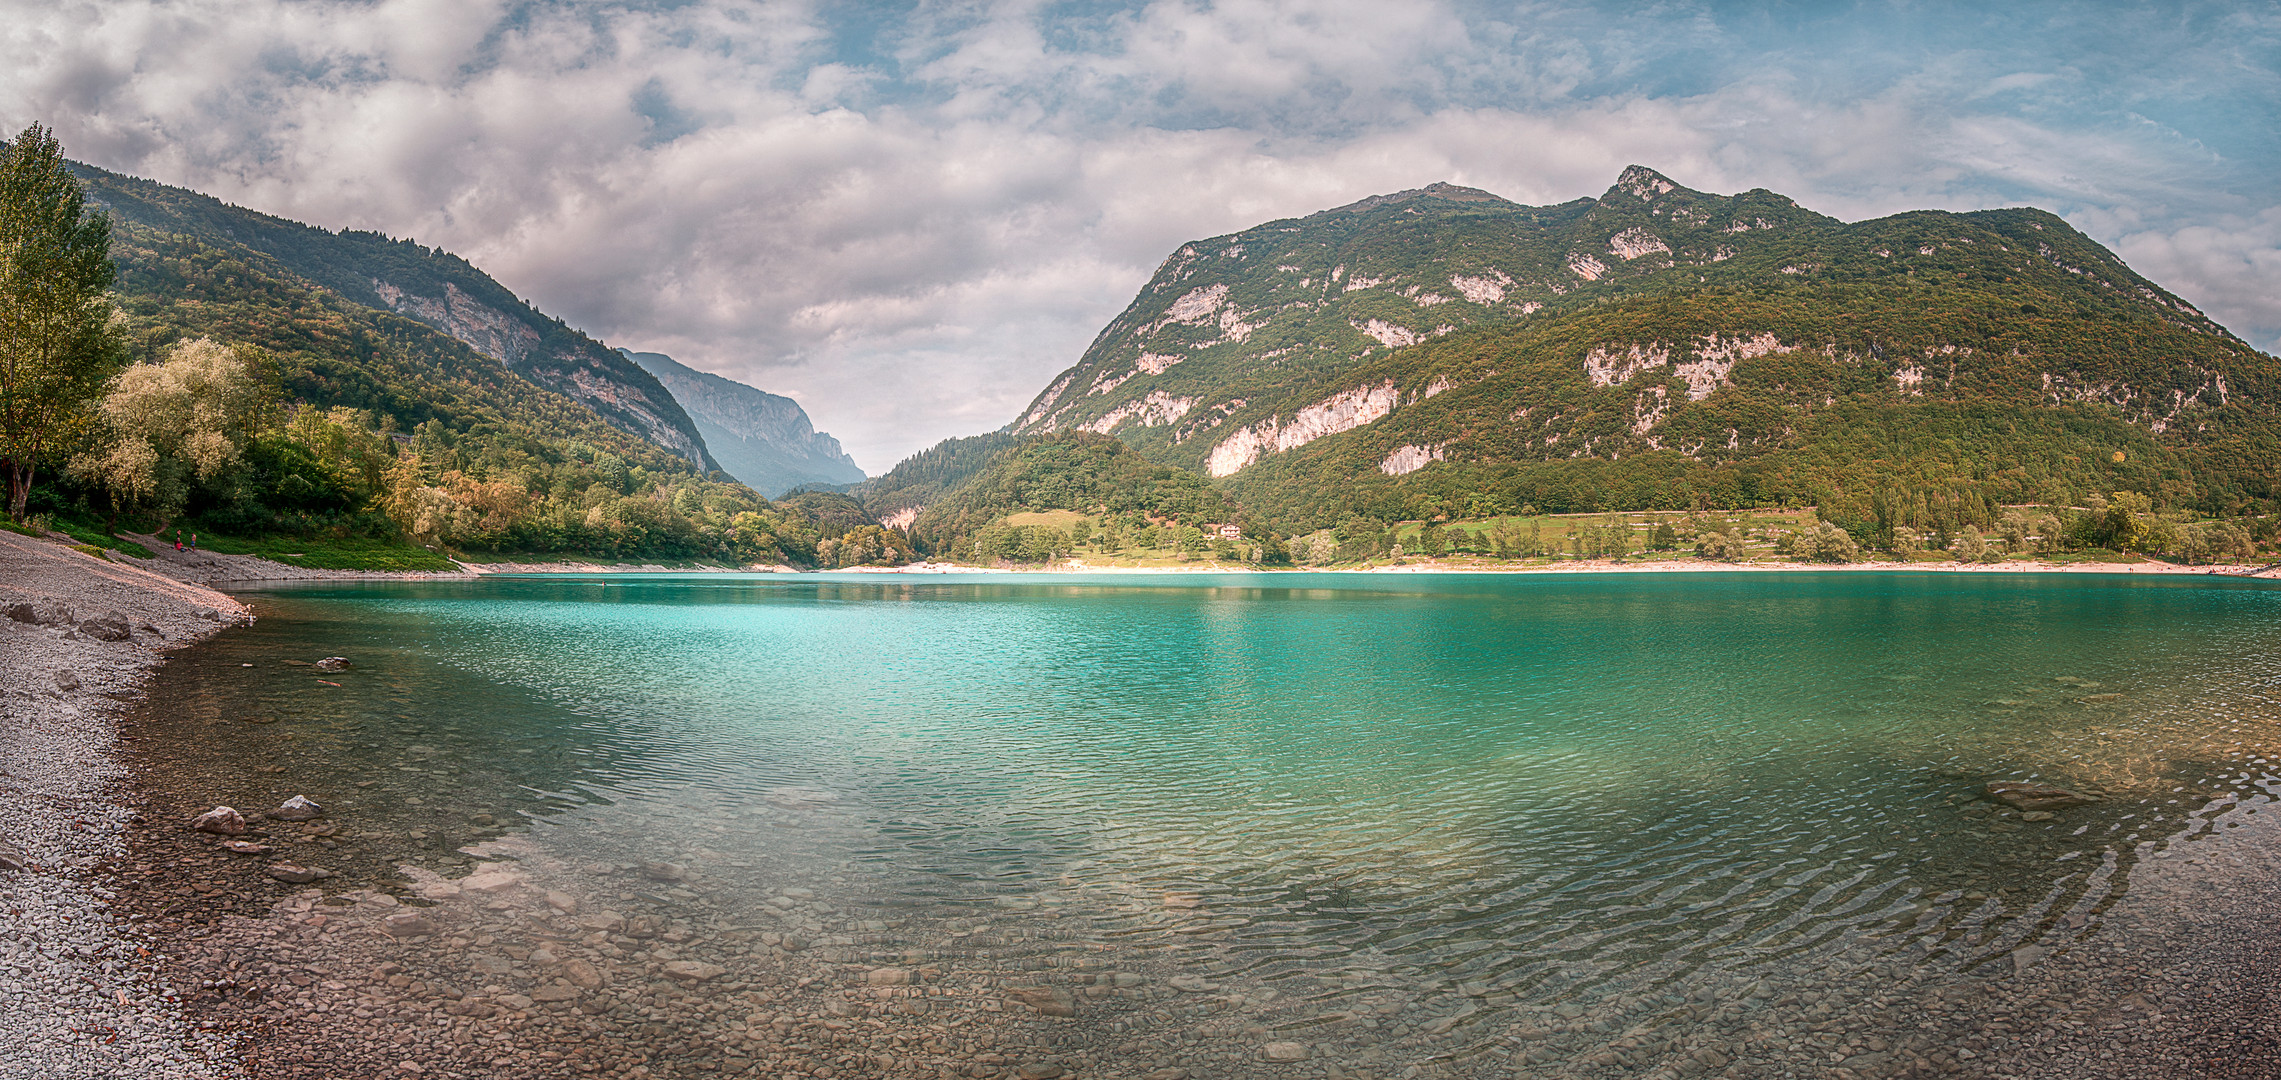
[69,338,269,527]
[0,123,120,520]
[1810,521,1860,563]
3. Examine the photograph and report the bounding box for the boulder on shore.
[5,599,73,626]
[76,611,133,641]
[191,807,247,835]
[1985,781,2096,812]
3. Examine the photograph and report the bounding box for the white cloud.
[0,0,2272,471]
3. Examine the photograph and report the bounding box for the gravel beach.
[0,529,251,1079]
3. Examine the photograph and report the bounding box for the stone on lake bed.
[1262,1042,1311,1062]
[2022,811,2057,822]
[641,861,688,882]
[1006,987,1076,1017]
[268,863,326,884]
[461,869,524,893]
[313,657,352,671]
[272,795,323,821]
[866,967,912,986]
[529,983,580,1002]
[223,840,272,855]
[576,911,625,933]
[661,961,726,983]
[191,807,247,835]
[383,912,438,937]
[544,890,578,914]
[1169,975,1218,993]
[563,959,605,988]
[1986,781,2096,811]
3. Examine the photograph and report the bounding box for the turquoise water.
[169,570,2281,1066]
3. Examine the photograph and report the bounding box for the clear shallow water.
[168,571,2281,1072]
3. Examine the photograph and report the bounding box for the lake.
[144,570,2281,1078]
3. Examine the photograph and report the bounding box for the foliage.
[855,430,1019,522]
[904,431,1246,560]
[0,124,122,520]
[70,338,275,526]
[817,525,916,568]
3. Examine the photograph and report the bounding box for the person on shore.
[189,532,197,550]
[174,532,182,552]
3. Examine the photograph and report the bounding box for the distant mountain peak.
[620,350,864,497]
[1610,165,1686,202]
[1319,181,1513,217]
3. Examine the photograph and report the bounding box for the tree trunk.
[5,460,31,522]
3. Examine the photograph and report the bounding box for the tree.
[1695,529,1740,561]
[70,338,271,527]
[0,123,120,520]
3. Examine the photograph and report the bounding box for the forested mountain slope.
[622,350,863,497]
[69,162,716,470]
[1002,167,2276,530]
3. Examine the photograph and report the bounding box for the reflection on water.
[162,571,2281,1076]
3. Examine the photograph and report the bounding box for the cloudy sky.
[4,1,2276,471]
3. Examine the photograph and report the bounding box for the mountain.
[621,350,863,497]
[69,162,716,470]
[855,430,1020,530]
[997,166,2278,530]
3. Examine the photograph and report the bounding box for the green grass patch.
[194,533,460,572]
[1002,509,1091,529]
[0,518,40,537]
[70,544,108,560]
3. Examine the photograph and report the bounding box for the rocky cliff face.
[623,350,864,497]
[365,282,714,470]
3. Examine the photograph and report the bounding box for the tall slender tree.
[0,123,119,521]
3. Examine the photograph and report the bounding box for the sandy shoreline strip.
[0,529,251,1079]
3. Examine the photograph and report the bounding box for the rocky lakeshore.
[0,528,251,1079]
